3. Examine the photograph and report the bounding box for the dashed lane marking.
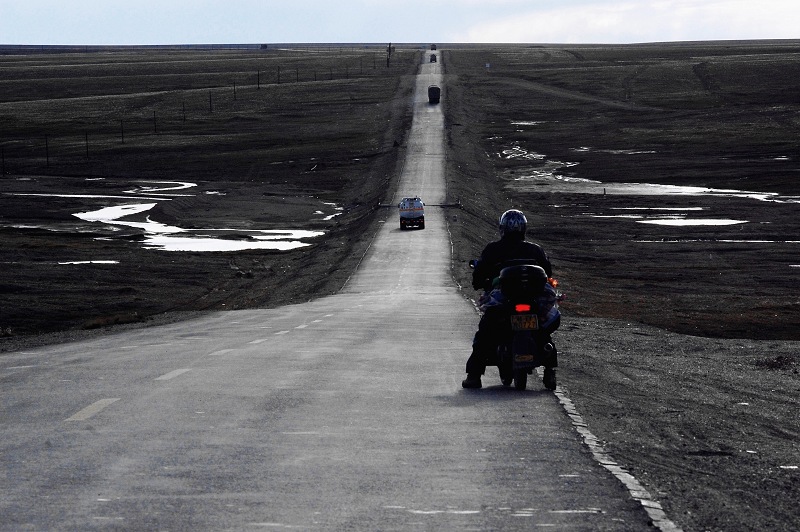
[155,368,191,381]
[65,398,120,421]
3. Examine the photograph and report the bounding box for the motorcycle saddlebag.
[499,265,548,300]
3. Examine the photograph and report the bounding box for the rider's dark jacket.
[472,234,552,291]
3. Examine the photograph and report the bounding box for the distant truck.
[428,85,441,104]
[430,54,437,63]
[399,196,425,230]
[430,44,437,50]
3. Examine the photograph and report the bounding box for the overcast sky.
[1,0,798,45]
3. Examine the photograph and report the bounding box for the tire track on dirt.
[503,77,663,112]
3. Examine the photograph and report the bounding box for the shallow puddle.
[74,203,324,252]
[58,260,120,265]
[7,177,334,253]
[142,234,316,252]
[512,173,799,203]
[502,145,800,204]
[637,218,748,226]
[587,212,749,227]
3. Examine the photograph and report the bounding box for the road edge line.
[544,375,683,531]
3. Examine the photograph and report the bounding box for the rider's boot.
[462,373,482,389]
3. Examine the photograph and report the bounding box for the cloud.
[450,0,800,43]
[2,0,799,44]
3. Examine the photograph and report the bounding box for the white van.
[398,197,425,230]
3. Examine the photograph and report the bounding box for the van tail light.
[514,304,532,313]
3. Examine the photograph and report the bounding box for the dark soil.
[1,46,420,344]
[442,42,800,532]
[2,43,799,531]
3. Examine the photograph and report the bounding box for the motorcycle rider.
[462,209,554,389]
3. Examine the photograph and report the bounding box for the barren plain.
[1,42,799,531]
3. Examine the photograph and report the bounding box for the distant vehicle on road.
[399,196,425,230]
[430,44,437,50]
[428,85,441,104]
[430,54,437,63]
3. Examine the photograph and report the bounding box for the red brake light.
[514,304,531,312]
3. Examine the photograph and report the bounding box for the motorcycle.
[469,259,562,390]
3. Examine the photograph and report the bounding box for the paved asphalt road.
[1,54,660,530]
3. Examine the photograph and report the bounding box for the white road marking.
[249,339,269,344]
[295,324,308,329]
[275,330,290,335]
[65,398,120,421]
[209,349,234,356]
[155,368,191,381]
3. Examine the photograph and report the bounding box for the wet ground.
[0,47,419,340]
[13,178,330,252]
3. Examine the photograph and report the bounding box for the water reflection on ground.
[588,207,748,227]
[511,172,800,203]
[6,178,333,253]
[500,144,800,204]
[74,202,324,252]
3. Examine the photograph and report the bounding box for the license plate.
[510,314,538,331]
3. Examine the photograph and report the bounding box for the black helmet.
[499,209,527,238]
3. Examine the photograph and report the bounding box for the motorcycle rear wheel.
[513,370,527,390]
[499,365,513,386]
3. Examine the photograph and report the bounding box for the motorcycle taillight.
[514,303,532,313]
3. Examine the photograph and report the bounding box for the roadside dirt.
[442,44,800,531]
[0,47,418,348]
